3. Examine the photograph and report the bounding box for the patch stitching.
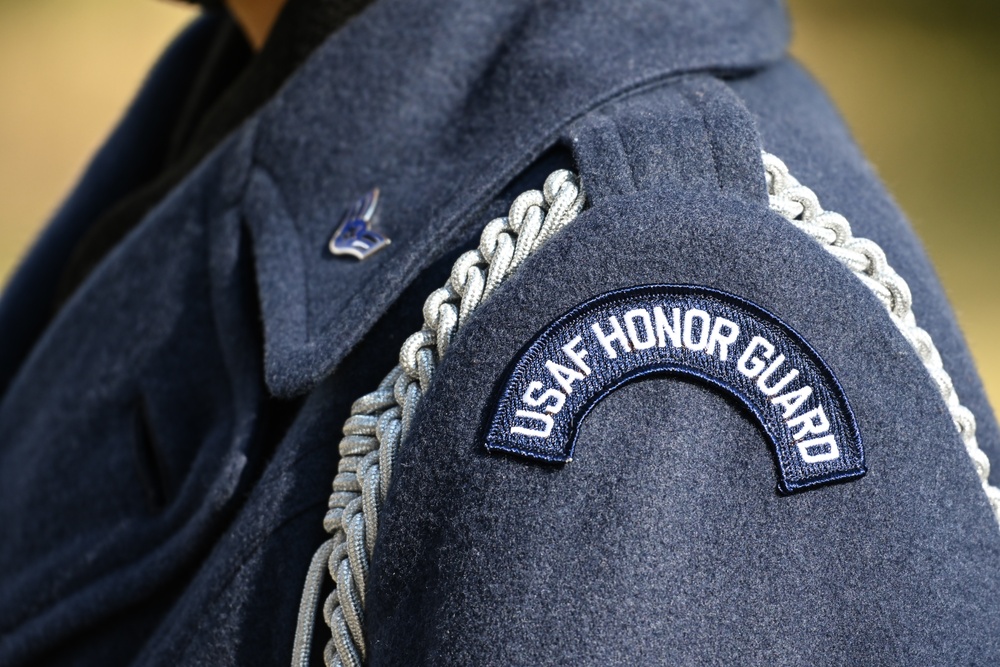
[485,284,866,494]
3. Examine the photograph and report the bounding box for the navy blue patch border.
[483,284,866,494]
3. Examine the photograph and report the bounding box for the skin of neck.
[225,0,290,50]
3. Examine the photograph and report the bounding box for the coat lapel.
[236,0,789,396]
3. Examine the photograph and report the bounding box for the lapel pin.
[328,188,391,260]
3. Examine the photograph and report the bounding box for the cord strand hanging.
[763,151,1000,522]
[292,170,586,667]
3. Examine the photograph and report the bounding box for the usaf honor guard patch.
[485,285,866,494]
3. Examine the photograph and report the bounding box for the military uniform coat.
[1,0,999,664]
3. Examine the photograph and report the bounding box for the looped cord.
[292,170,586,667]
[762,151,1000,522]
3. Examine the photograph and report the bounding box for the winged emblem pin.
[328,188,391,260]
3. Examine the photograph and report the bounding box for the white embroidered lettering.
[624,309,656,350]
[756,354,799,396]
[545,360,585,395]
[562,336,592,375]
[787,405,830,440]
[488,285,865,492]
[737,336,774,378]
[522,381,566,415]
[511,410,554,438]
[771,385,813,419]
[592,316,631,359]
[653,306,682,348]
[796,434,840,463]
[683,308,711,351]
[706,317,740,361]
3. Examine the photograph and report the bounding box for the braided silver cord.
[292,170,586,667]
[763,151,1000,522]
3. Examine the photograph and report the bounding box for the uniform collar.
[236,0,790,396]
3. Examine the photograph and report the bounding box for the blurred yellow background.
[0,0,193,278]
[0,0,997,411]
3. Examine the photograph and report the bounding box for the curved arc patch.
[484,284,865,494]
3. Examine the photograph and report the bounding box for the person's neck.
[225,0,290,50]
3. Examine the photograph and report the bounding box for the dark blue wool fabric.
[0,14,224,398]
[1,0,999,665]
